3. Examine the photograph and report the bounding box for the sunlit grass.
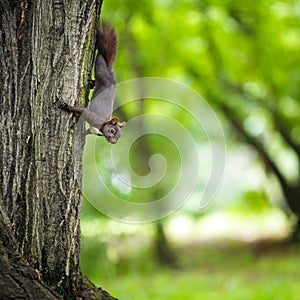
[90,242,300,300]
[81,209,299,300]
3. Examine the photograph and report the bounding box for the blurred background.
[80,0,300,299]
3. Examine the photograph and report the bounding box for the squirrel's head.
[100,117,126,144]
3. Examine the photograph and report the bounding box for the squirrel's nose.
[110,139,117,144]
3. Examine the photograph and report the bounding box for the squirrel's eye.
[110,128,116,135]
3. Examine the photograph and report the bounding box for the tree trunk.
[0,0,116,298]
[154,222,177,267]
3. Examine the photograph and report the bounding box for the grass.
[80,210,299,299]
[82,239,300,300]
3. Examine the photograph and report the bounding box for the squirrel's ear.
[119,121,126,128]
[110,117,119,124]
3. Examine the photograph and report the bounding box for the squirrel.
[59,22,125,144]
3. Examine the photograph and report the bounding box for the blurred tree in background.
[97,0,300,236]
[81,0,300,290]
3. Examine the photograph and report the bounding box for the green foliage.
[98,0,300,212]
[228,190,271,213]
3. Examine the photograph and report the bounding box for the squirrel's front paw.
[57,101,69,110]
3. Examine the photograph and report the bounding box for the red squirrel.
[59,22,125,144]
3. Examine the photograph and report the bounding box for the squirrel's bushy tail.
[97,22,117,72]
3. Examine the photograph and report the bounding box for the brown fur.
[97,22,118,72]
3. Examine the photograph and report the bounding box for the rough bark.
[0,0,117,298]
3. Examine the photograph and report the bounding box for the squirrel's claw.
[58,101,69,110]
